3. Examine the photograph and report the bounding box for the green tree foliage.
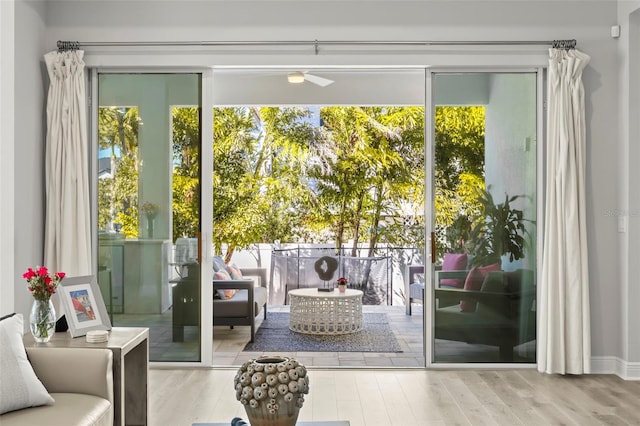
[434,106,486,256]
[98,103,487,264]
[212,107,319,261]
[171,107,200,240]
[98,106,203,242]
[97,107,140,238]
[309,107,425,255]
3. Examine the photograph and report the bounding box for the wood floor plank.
[515,370,623,425]
[453,370,526,426]
[148,368,639,426]
[374,373,420,426]
[476,370,550,425]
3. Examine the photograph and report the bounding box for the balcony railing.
[170,241,425,307]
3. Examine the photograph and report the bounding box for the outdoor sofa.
[172,262,268,342]
[434,269,536,361]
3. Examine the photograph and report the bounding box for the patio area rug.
[243,312,402,353]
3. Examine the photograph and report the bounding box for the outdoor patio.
[212,304,425,367]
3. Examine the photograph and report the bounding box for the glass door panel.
[96,73,202,362]
[432,72,537,363]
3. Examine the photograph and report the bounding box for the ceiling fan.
[287,71,334,87]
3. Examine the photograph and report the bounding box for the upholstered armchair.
[434,269,536,361]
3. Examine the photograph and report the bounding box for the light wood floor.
[149,368,640,426]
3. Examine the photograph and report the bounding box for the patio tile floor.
[214,304,425,368]
[114,303,535,366]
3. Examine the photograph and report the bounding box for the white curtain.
[44,50,92,276]
[538,48,591,375]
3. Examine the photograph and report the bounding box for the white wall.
[627,5,640,368]
[8,0,48,321]
[0,0,16,317]
[2,0,631,372]
[213,69,425,106]
[484,73,538,272]
[618,1,640,373]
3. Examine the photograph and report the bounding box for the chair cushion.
[212,256,227,272]
[440,253,468,288]
[0,393,112,426]
[214,270,236,299]
[213,287,267,318]
[0,314,55,415]
[460,263,500,312]
[475,271,508,318]
[409,282,425,301]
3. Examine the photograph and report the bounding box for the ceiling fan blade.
[303,73,334,87]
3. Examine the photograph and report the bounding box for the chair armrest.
[435,287,536,316]
[435,270,469,288]
[213,280,255,307]
[435,287,509,303]
[406,265,425,284]
[26,347,113,403]
[435,270,469,280]
[435,287,535,298]
[213,279,254,291]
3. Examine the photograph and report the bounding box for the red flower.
[23,265,65,302]
[23,268,36,279]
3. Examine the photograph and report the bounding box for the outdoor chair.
[405,253,469,315]
[172,262,268,343]
[434,269,536,361]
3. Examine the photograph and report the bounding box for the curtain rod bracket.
[57,41,80,52]
[314,40,319,55]
[552,39,577,50]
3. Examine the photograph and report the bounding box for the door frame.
[89,68,214,367]
[423,67,545,369]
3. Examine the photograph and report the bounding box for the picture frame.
[58,275,112,338]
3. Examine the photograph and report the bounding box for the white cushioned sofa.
[0,314,114,426]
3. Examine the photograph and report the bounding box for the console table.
[24,327,149,426]
[289,288,363,335]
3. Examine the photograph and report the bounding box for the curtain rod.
[57,39,577,53]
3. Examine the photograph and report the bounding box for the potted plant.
[467,187,533,267]
[336,277,348,293]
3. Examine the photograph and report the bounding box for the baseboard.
[591,356,640,380]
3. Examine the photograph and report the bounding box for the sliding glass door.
[430,72,538,363]
[96,73,203,362]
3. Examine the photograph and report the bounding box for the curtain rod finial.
[57,41,80,52]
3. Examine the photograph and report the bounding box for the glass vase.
[30,298,56,343]
[147,217,154,238]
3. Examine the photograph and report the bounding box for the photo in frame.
[58,275,111,337]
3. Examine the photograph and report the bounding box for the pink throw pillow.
[226,264,243,280]
[214,270,236,299]
[459,263,500,312]
[440,253,468,288]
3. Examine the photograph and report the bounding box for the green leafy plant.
[467,187,533,267]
